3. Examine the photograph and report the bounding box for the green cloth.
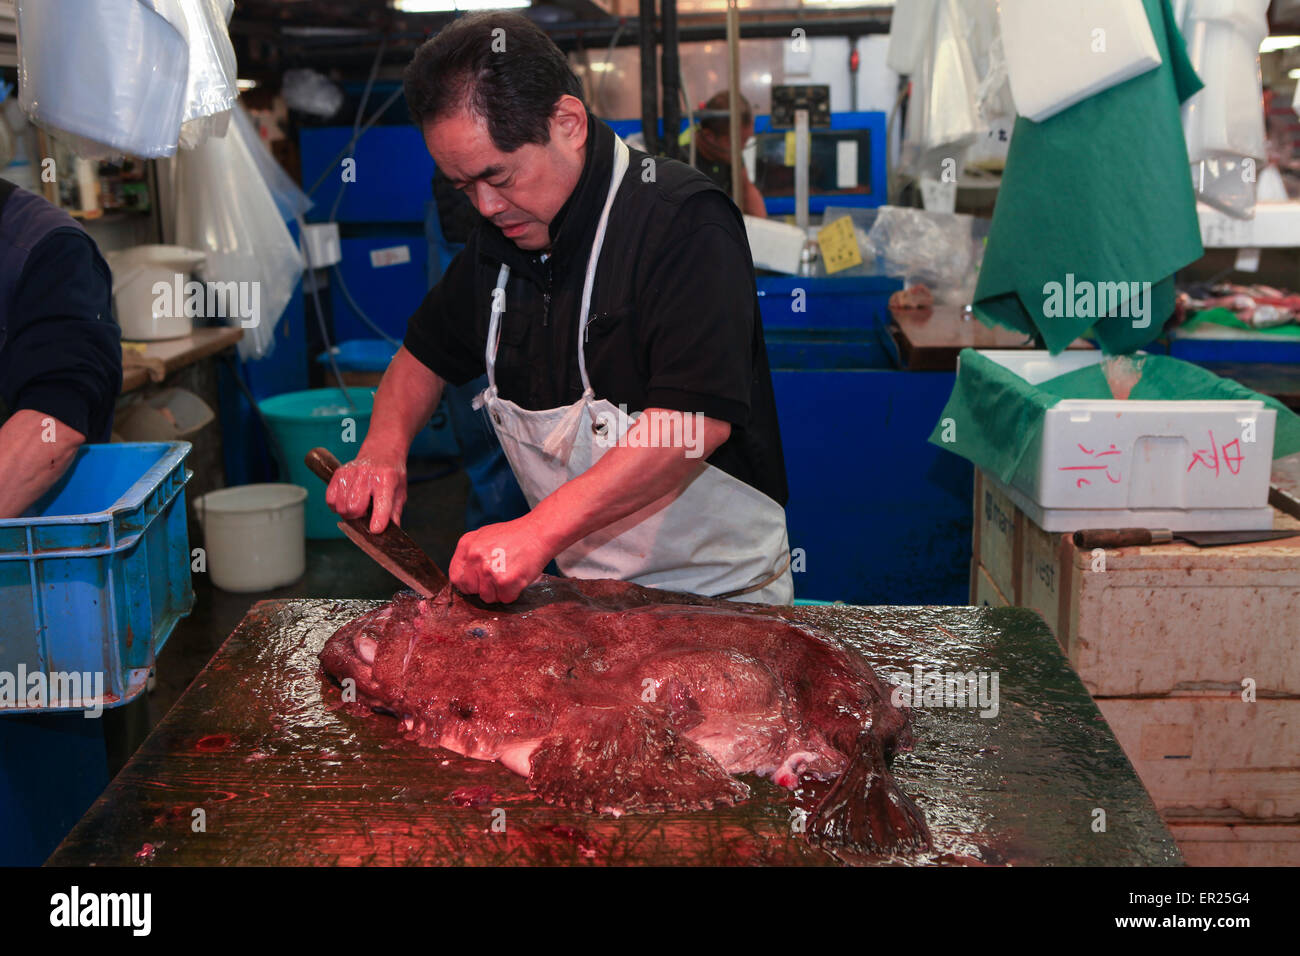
[929,350,1300,485]
[972,0,1204,356]
[1181,307,1300,338]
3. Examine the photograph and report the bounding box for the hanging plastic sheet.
[230,106,314,223]
[899,0,983,204]
[998,0,1163,123]
[16,0,238,158]
[17,0,189,158]
[885,0,938,75]
[172,0,239,149]
[1179,0,1271,219]
[172,107,302,361]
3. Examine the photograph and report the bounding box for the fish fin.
[527,705,750,814]
[807,733,930,858]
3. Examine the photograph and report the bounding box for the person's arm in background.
[0,230,120,519]
[740,167,767,219]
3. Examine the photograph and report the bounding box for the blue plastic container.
[319,338,398,373]
[316,340,460,459]
[0,441,194,712]
[259,387,375,539]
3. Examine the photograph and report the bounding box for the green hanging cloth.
[972,0,1204,355]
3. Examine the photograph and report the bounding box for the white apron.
[473,135,793,604]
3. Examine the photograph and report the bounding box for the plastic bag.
[282,69,345,119]
[172,109,302,361]
[17,0,189,158]
[1179,0,1270,219]
[900,0,981,188]
[169,0,238,149]
[1181,0,1269,162]
[866,205,984,304]
[231,106,314,222]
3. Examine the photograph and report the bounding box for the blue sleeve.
[0,229,121,442]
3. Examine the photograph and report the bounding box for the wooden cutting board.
[47,600,1180,866]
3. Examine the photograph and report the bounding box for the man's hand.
[449,514,556,604]
[449,409,731,604]
[325,450,408,534]
[323,346,445,534]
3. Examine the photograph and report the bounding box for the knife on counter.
[1073,528,1300,550]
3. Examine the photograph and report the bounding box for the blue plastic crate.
[0,442,194,713]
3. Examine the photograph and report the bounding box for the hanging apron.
[473,137,793,604]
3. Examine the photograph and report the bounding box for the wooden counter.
[121,327,244,393]
[890,305,1093,371]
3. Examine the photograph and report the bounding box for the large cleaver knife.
[1073,527,1300,549]
[304,447,451,598]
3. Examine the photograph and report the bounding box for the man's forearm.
[528,409,731,555]
[0,410,85,518]
[361,346,445,460]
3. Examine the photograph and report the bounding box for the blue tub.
[0,441,194,712]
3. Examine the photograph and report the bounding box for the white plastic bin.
[975,350,1277,532]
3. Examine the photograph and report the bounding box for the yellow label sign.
[784,131,797,167]
[817,215,863,275]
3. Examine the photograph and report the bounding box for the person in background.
[693,91,767,219]
[0,178,121,518]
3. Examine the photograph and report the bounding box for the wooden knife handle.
[305,447,343,484]
[1073,528,1154,549]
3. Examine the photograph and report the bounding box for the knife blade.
[1073,527,1300,549]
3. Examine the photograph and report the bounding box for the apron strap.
[483,263,511,395]
[713,551,793,602]
[575,136,630,395]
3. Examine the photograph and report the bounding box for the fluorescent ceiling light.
[1261,36,1300,53]
[237,78,259,91]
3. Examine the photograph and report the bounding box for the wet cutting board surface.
[48,600,1180,866]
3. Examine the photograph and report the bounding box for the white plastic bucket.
[104,245,207,341]
[194,484,308,593]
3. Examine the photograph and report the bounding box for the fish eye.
[469,626,488,639]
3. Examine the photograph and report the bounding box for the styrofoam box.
[744,215,807,275]
[976,351,1277,532]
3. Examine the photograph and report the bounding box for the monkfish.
[319,576,930,857]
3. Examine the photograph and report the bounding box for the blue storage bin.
[0,442,194,712]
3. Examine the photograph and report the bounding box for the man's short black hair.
[403,12,585,153]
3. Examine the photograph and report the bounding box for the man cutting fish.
[326,12,792,606]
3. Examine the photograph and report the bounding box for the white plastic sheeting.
[16,0,236,158]
[171,108,302,361]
